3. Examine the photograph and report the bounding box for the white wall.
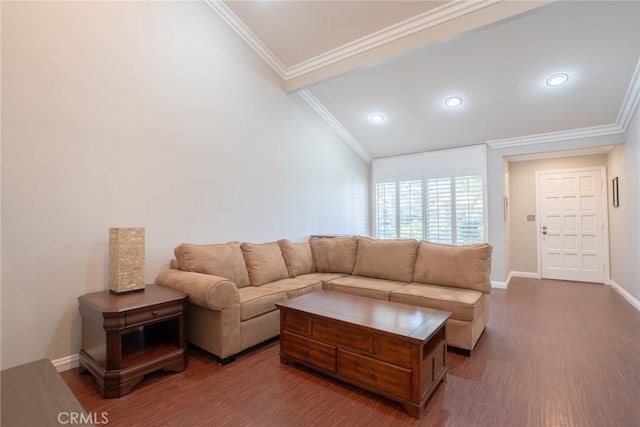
[1,2,369,369]
[607,107,640,301]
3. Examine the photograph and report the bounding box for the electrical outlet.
[527,215,535,221]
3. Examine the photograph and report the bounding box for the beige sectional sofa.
[155,236,492,363]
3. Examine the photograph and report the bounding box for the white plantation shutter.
[455,175,484,244]
[375,181,397,239]
[372,145,487,244]
[399,179,423,239]
[425,177,452,243]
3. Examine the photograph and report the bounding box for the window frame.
[372,145,488,244]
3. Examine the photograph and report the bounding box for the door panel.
[538,170,604,283]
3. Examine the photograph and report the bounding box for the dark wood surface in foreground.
[62,278,640,426]
[2,359,93,427]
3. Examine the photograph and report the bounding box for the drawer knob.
[367,371,374,378]
[152,310,158,315]
[302,348,309,355]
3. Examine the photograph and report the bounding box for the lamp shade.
[109,227,145,294]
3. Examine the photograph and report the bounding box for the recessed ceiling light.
[546,73,569,87]
[445,97,462,107]
[369,113,385,124]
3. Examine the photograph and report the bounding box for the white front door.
[537,168,607,283]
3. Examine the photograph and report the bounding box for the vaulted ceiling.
[211,1,640,161]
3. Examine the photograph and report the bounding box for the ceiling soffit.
[222,1,445,68]
[209,0,552,92]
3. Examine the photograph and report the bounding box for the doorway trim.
[534,166,611,283]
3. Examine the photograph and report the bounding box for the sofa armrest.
[155,269,240,310]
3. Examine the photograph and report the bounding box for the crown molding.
[507,145,613,162]
[203,0,287,80]
[487,57,640,149]
[485,124,625,149]
[298,90,372,163]
[616,58,640,131]
[286,0,500,79]
[204,0,502,82]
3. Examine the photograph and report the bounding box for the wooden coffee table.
[276,290,451,419]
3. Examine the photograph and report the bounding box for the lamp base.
[109,287,146,295]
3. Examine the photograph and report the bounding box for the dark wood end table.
[78,284,187,398]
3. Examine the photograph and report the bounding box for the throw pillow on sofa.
[352,237,418,283]
[277,239,316,277]
[412,241,492,293]
[241,242,290,286]
[309,236,358,274]
[174,242,251,287]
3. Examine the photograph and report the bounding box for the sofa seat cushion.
[310,236,358,274]
[352,237,418,283]
[241,242,290,287]
[174,242,251,288]
[390,283,484,321]
[238,286,287,321]
[324,275,407,301]
[260,277,323,299]
[277,240,316,277]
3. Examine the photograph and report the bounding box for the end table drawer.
[126,302,182,326]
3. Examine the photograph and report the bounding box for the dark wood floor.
[61,278,640,426]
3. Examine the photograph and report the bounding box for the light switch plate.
[527,215,535,221]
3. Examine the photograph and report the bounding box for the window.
[372,146,487,244]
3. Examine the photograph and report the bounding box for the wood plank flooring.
[61,278,640,426]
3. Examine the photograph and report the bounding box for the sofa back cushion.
[309,236,358,274]
[352,237,418,283]
[174,242,251,288]
[412,241,492,293]
[277,239,316,277]
[241,242,290,286]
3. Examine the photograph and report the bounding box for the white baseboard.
[491,281,507,289]
[52,353,79,372]
[510,271,541,279]
[608,280,640,312]
[493,271,541,289]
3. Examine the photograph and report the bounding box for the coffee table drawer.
[373,336,412,366]
[337,350,412,400]
[282,312,312,336]
[313,322,370,353]
[281,331,336,373]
